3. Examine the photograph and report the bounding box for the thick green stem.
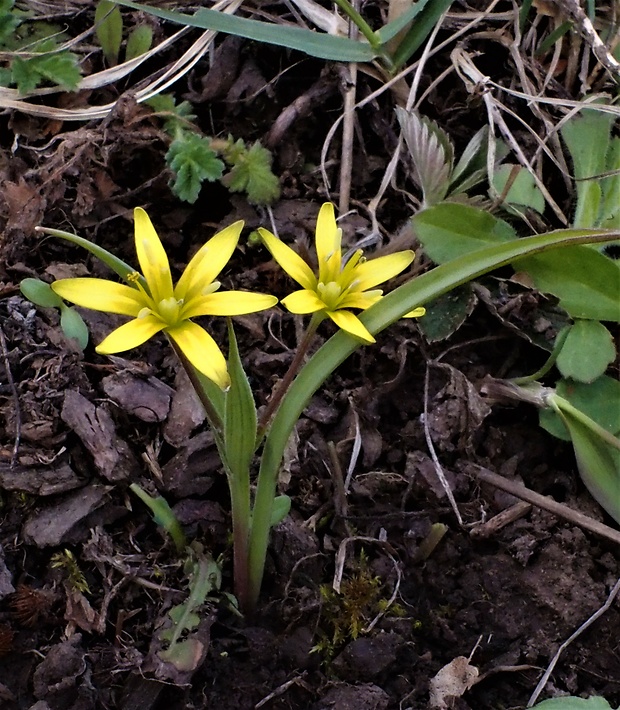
[229,472,251,612]
[333,0,381,49]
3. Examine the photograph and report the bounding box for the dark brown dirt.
[1,4,619,709]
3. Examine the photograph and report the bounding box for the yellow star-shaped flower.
[52,207,277,389]
[258,203,423,343]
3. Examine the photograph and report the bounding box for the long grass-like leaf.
[116,0,377,61]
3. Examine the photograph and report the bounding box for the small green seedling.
[94,0,153,65]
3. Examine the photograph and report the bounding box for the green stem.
[511,325,571,385]
[333,0,381,49]
[256,314,321,442]
[229,471,251,613]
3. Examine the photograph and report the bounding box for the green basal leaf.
[374,0,436,43]
[492,164,545,215]
[519,247,620,322]
[413,202,516,263]
[20,278,64,308]
[554,400,620,525]
[130,483,186,552]
[388,0,454,70]
[59,304,89,350]
[539,376,620,442]
[115,0,377,62]
[125,23,152,60]
[224,321,258,479]
[166,133,225,204]
[222,141,280,205]
[95,0,123,65]
[556,320,615,383]
[271,495,291,526]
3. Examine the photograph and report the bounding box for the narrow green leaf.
[556,320,615,383]
[224,321,258,479]
[555,402,620,525]
[125,23,153,60]
[95,0,123,65]
[388,0,454,70]
[130,483,187,552]
[374,0,435,44]
[116,0,377,62]
[59,304,89,350]
[20,278,64,308]
[270,495,291,526]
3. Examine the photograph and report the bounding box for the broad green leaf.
[555,401,620,525]
[125,23,153,60]
[532,697,614,710]
[20,278,64,308]
[600,137,620,229]
[492,164,545,215]
[519,247,620,322]
[59,304,89,350]
[539,376,620,441]
[413,202,516,263]
[95,0,123,65]
[247,223,620,609]
[116,0,377,62]
[556,320,615,383]
[166,133,225,204]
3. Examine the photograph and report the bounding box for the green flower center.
[317,281,343,310]
[156,297,182,325]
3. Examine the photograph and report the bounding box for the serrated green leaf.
[20,278,63,308]
[145,93,196,134]
[222,141,280,205]
[492,164,545,214]
[125,23,152,60]
[540,376,620,441]
[556,320,615,383]
[413,202,517,263]
[518,247,620,322]
[95,0,123,65]
[59,304,89,350]
[166,133,224,203]
[0,0,19,46]
[11,50,81,93]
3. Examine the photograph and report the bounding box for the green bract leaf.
[222,141,280,205]
[270,495,291,526]
[519,248,620,322]
[20,278,64,308]
[556,320,615,383]
[11,49,81,94]
[539,376,620,442]
[59,304,89,350]
[116,0,377,62]
[166,133,225,204]
[125,23,153,60]
[95,0,123,65]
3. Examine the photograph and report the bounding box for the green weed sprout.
[30,203,619,613]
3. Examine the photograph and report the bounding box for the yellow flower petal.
[181,291,277,319]
[352,251,415,291]
[175,221,243,303]
[167,321,230,390]
[281,289,326,314]
[402,306,426,318]
[134,207,174,303]
[328,309,375,343]
[96,315,166,354]
[52,278,145,316]
[315,203,341,281]
[258,228,317,290]
[338,290,382,310]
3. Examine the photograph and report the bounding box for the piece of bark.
[101,372,173,423]
[0,460,82,496]
[61,390,139,482]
